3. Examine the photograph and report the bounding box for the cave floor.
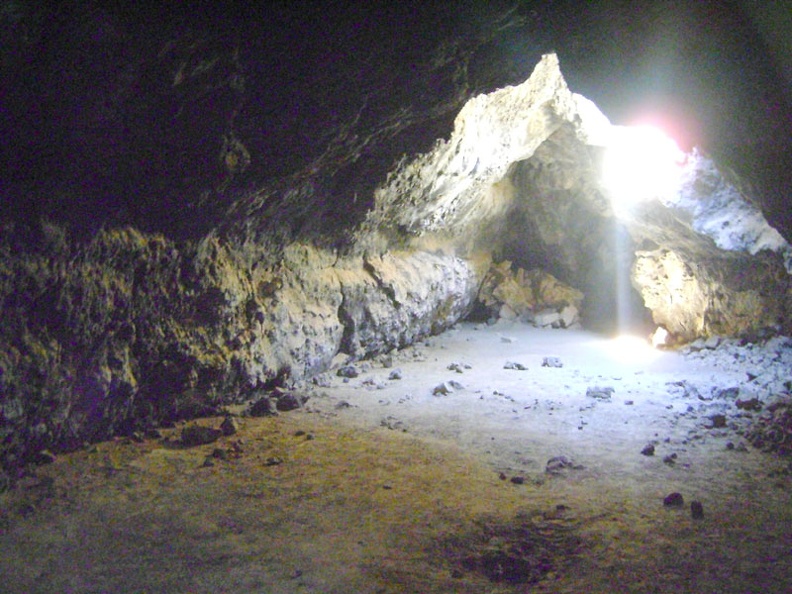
[2,322,791,592]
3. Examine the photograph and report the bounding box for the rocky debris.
[264,456,283,466]
[432,383,450,396]
[663,453,678,466]
[220,416,239,436]
[433,382,458,396]
[667,380,702,400]
[545,456,579,474]
[586,386,614,400]
[541,357,563,368]
[640,444,655,456]
[181,425,222,447]
[311,373,334,387]
[691,501,705,519]
[503,361,528,371]
[274,391,308,412]
[736,397,762,411]
[476,262,584,327]
[388,369,403,380]
[447,362,471,373]
[709,414,727,429]
[663,492,685,507]
[745,395,792,456]
[380,416,406,431]
[247,397,279,417]
[509,476,525,485]
[337,365,360,378]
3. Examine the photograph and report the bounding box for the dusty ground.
[2,322,791,593]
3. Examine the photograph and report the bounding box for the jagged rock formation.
[2,4,791,469]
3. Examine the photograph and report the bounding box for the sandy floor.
[1,322,791,592]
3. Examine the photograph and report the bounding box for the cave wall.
[2,1,792,470]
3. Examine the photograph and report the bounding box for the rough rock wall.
[2,48,791,470]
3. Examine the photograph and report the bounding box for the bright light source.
[607,334,661,365]
[602,125,685,214]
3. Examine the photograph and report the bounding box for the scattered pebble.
[433,382,454,396]
[691,500,704,519]
[337,365,359,378]
[510,476,525,485]
[220,416,239,436]
[248,397,279,417]
[641,444,655,456]
[388,369,403,380]
[663,492,685,507]
[504,361,528,370]
[541,357,563,368]
[586,386,614,400]
[181,425,222,447]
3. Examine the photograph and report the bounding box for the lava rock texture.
[1,2,791,469]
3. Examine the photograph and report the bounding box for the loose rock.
[640,444,655,456]
[248,396,279,417]
[663,492,685,507]
[691,501,704,519]
[541,357,563,368]
[220,415,239,436]
[504,361,528,370]
[586,386,614,400]
[337,365,359,378]
[181,425,222,447]
[275,392,308,412]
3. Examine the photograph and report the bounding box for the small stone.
[510,476,525,485]
[248,396,279,417]
[337,365,359,378]
[663,492,685,507]
[211,448,228,460]
[448,380,465,391]
[586,386,615,400]
[388,369,403,380]
[498,472,507,481]
[542,356,563,368]
[691,500,704,519]
[202,457,215,468]
[265,457,283,466]
[710,414,727,428]
[663,453,678,465]
[276,392,307,412]
[624,400,635,406]
[504,361,528,370]
[433,382,453,396]
[726,441,735,450]
[546,455,574,474]
[181,425,222,447]
[220,416,239,436]
[641,444,655,456]
[736,397,762,411]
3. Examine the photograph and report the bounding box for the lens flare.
[602,125,685,214]
[607,334,661,365]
